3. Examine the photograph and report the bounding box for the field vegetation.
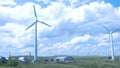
[0,56,120,68]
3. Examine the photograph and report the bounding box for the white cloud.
[0,0,16,5]
[39,1,120,24]
[113,33,120,41]
[95,34,109,43]
[49,34,91,55]
[66,7,85,23]
[0,1,120,56]
[0,23,35,56]
[40,2,68,26]
[74,46,81,50]
[0,2,35,22]
[30,1,119,56]
[70,34,91,44]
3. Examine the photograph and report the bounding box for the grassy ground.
[0,56,120,68]
[16,60,120,68]
[0,67,15,68]
[14,60,120,68]
[17,63,83,68]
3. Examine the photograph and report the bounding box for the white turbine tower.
[103,25,115,61]
[25,5,51,62]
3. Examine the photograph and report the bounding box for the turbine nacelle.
[110,31,113,34]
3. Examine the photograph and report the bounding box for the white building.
[18,56,33,63]
[55,56,74,62]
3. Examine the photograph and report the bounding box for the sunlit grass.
[17,63,81,68]
[1,56,120,68]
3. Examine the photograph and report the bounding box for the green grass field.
[0,67,15,68]
[17,63,83,68]
[0,56,120,68]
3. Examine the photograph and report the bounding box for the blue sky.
[0,0,120,57]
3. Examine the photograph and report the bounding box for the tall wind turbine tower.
[103,25,115,61]
[25,5,51,62]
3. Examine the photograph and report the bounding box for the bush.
[6,57,19,67]
[0,57,7,63]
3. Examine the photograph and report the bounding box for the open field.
[0,56,120,68]
[0,66,16,68]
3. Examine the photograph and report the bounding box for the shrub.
[6,57,19,67]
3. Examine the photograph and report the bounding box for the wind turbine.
[102,25,115,61]
[25,5,51,62]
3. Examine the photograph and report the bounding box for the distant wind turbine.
[25,5,51,62]
[102,25,115,61]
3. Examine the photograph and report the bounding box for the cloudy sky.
[0,0,120,57]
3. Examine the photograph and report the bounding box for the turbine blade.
[25,22,36,30]
[38,21,51,27]
[113,28,120,33]
[102,25,110,32]
[33,5,37,19]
